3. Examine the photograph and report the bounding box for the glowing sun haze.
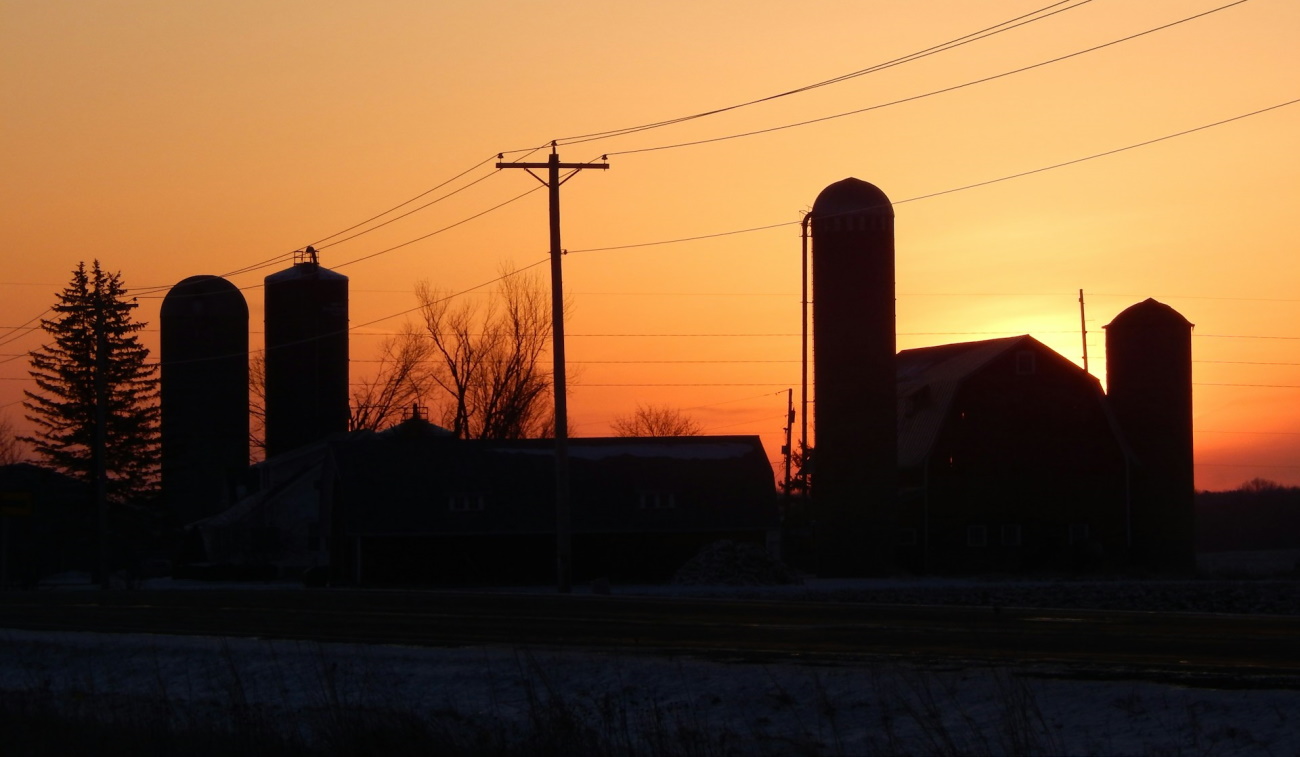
[3,0,1297,490]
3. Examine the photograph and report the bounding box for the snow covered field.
[2,623,1297,755]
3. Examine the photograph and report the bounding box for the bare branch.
[0,414,26,466]
[415,265,555,439]
[350,323,433,432]
[611,404,704,437]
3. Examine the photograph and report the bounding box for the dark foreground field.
[2,580,1299,755]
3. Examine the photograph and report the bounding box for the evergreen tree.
[22,261,160,504]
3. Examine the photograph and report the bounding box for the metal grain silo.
[161,274,250,524]
[1105,298,1195,573]
[264,248,350,459]
[810,177,897,575]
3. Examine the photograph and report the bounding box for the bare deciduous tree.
[248,351,266,462]
[0,414,26,465]
[417,266,554,439]
[350,324,432,432]
[611,404,704,437]
[1240,477,1284,493]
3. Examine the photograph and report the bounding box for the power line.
[566,95,1300,257]
[582,383,792,388]
[331,185,543,271]
[1196,334,1300,341]
[1194,383,1300,389]
[82,5,1278,316]
[702,412,788,434]
[344,329,1300,340]
[1197,463,1300,469]
[314,167,501,252]
[348,258,550,332]
[1196,364,1300,371]
[603,0,1254,157]
[1197,430,1300,436]
[680,391,787,412]
[126,155,508,296]
[130,184,544,303]
[545,0,1096,149]
[351,358,799,364]
[312,155,501,248]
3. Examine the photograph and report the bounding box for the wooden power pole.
[497,144,608,593]
[1079,288,1089,374]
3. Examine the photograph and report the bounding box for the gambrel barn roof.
[895,335,1124,470]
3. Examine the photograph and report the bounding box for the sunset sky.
[3,0,1298,491]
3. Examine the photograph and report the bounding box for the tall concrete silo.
[161,274,249,524]
[264,247,349,459]
[810,177,898,575]
[1105,298,1195,573]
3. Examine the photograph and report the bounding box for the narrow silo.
[1105,299,1195,573]
[264,248,350,459]
[810,177,898,575]
[161,275,250,524]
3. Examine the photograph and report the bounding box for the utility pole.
[799,213,811,490]
[1079,288,1089,374]
[497,144,608,593]
[782,388,794,492]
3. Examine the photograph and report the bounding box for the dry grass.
[0,632,1281,756]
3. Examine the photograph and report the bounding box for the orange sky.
[3,0,1298,491]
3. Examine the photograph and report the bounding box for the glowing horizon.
[3,0,1298,491]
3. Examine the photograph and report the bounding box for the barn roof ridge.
[896,335,1040,470]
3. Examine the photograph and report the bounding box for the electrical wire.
[129,180,544,304]
[132,259,553,369]
[0,310,51,355]
[567,95,1300,256]
[313,168,500,252]
[311,154,501,248]
[126,155,507,297]
[533,0,1097,148]
[603,0,1254,157]
[332,184,543,271]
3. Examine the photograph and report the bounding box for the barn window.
[1068,523,1090,545]
[1001,524,1022,547]
[448,493,486,512]
[966,525,988,548]
[1015,351,1037,375]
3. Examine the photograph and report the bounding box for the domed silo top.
[1105,298,1193,331]
[811,177,893,221]
[161,275,248,319]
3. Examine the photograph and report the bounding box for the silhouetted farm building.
[0,463,91,586]
[894,336,1132,573]
[164,177,1199,582]
[1105,298,1196,572]
[810,177,897,575]
[263,248,350,460]
[160,274,249,525]
[192,419,778,585]
[804,174,1197,575]
[847,311,1196,575]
